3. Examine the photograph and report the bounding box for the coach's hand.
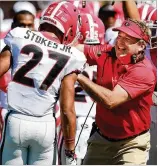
[65,149,77,165]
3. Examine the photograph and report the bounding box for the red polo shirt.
[84,45,156,139]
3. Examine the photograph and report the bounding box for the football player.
[137,2,157,164]
[0,1,86,165]
[137,2,157,66]
[58,13,105,165]
[0,9,35,142]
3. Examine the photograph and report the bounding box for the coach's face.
[15,14,34,30]
[115,31,144,58]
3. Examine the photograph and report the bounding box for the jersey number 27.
[13,44,70,91]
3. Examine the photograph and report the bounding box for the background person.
[11,10,35,30]
[0,9,36,142]
[58,12,105,165]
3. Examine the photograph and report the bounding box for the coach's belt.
[96,126,149,142]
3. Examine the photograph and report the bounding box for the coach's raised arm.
[73,0,156,164]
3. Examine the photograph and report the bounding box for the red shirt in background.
[150,48,157,68]
[84,45,156,139]
[0,71,11,93]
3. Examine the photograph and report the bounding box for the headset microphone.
[82,0,86,8]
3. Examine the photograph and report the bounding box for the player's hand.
[65,155,76,165]
[65,149,77,165]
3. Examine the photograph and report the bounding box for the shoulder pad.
[6,27,30,39]
[71,46,86,62]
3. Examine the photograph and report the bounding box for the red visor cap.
[113,20,150,43]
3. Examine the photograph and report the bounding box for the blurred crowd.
[0,0,157,165]
[0,0,157,62]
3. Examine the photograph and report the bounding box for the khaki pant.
[83,130,150,165]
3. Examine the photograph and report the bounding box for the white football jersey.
[4,27,86,117]
[75,65,97,117]
[0,39,6,52]
[55,65,97,118]
[0,90,7,109]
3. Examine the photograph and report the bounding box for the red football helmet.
[138,4,157,49]
[68,0,95,15]
[79,14,105,45]
[138,4,156,21]
[40,1,79,45]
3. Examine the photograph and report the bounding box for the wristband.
[65,149,75,158]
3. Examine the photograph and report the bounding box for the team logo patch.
[124,22,130,26]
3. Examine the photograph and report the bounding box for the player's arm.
[0,46,12,77]
[122,0,140,20]
[0,73,10,93]
[59,73,77,151]
[75,44,84,52]
[75,44,112,66]
[77,74,131,109]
